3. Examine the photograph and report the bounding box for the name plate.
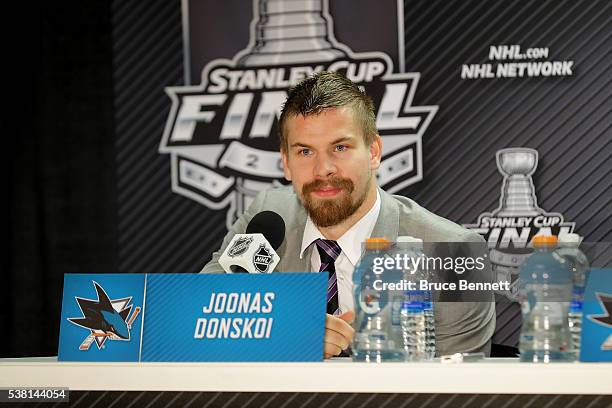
[580,268,612,362]
[58,273,327,362]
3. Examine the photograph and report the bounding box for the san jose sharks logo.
[68,282,142,351]
[588,292,612,350]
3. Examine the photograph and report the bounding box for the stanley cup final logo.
[464,148,576,301]
[160,0,437,228]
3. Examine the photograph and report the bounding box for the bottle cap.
[558,233,581,246]
[397,236,424,251]
[532,234,558,248]
[365,237,390,250]
[397,236,423,243]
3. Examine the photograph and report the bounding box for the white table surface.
[1,357,611,394]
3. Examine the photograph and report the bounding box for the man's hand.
[324,310,355,359]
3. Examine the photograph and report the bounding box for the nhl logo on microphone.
[219,233,280,273]
[253,244,273,273]
[227,236,254,257]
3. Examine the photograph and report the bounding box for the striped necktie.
[315,239,341,316]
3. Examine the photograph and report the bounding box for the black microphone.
[219,211,286,273]
[245,210,286,250]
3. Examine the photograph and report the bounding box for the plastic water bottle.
[396,237,435,360]
[401,289,426,361]
[556,233,589,358]
[351,238,405,362]
[397,239,425,361]
[519,235,574,362]
[423,289,436,359]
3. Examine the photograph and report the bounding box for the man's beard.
[301,176,369,228]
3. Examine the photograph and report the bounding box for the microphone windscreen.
[246,211,286,250]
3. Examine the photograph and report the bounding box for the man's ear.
[369,134,382,170]
[281,149,292,181]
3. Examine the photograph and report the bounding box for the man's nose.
[313,153,337,178]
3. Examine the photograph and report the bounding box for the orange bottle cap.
[532,235,558,248]
[365,237,390,250]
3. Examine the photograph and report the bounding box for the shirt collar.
[300,190,381,265]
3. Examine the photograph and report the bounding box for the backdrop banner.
[112,0,612,348]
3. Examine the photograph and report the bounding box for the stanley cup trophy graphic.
[490,148,543,301]
[493,148,540,217]
[230,0,348,220]
[236,0,346,67]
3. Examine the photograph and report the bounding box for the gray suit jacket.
[201,186,496,356]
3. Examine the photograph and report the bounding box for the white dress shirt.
[300,191,381,313]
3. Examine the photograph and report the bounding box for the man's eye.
[335,145,348,152]
[298,148,311,156]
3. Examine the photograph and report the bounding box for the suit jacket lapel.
[280,203,311,272]
[371,188,400,241]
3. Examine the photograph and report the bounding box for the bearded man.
[201,71,495,359]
